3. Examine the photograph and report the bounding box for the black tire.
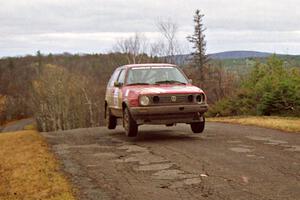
[123,107,138,137]
[106,106,117,129]
[191,117,205,133]
[166,124,174,127]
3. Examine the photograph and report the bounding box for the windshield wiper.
[155,80,186,85]
[126,82,150,86]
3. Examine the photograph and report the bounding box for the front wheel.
[123,107,138,137]
[191,117,205,133]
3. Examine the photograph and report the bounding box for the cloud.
[1,0,300,56]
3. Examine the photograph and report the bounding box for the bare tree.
[157,19,180,63]
[30,65,101,132]
[113,33,148,64]
[184,65,237,103]
[149,40,166,58]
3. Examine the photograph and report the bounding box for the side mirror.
[188,79,193,84]
[114,81,123,87]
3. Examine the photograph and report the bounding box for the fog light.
[188,95,194,102]
[153,96,160,103]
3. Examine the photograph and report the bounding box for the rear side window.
[108,68,121,87]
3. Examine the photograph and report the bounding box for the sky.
[1,0,300,57]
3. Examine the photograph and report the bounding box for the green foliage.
[207,88,256,117]
[208,55,300,117]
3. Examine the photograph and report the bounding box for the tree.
[208,55,300,117]
[187,10,209,76]
[36,50,43,74]
[113,33,148,64]
[30,64,101,131]
[157,19,180,63]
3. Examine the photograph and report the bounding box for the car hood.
[124,84,203,95]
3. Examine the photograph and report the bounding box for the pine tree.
[36,50,43,74]
[187,10,209,75]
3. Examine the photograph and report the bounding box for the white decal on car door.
[113,88,119,107]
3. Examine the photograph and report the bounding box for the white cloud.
[0,0,300,56]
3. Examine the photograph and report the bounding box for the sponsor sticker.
[125,89,130,97]
[140,88,165,94]
[113,88,119,106]
[171,86,201,92]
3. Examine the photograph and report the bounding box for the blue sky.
[1,0,300,57]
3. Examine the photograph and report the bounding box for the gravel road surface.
[42,123,300,200]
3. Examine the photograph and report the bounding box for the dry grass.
[0,130,76,200]
[207,116,300,133]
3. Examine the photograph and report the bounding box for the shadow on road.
[109,127,203,143]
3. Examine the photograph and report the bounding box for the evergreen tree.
[187,10,209,76]
[36,50,43,74]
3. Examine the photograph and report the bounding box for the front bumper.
[129,104,208,125]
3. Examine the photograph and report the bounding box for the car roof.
[122,63,177,69]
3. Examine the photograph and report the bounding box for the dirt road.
[1,118,34,132]
[42,123,300,200]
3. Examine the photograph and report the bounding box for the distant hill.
[208,51,274,59]
[172,51,295,65]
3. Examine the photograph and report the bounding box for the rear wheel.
[106,107,117,129]
[123,107,138,137]
[191,117,205,133]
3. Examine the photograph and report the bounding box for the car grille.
[159,95,188,103]
[150,94,195,105]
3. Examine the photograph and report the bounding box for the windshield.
[126,66,188,85]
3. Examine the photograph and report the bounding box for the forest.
[1,10,299,132]
[1,51,299,132]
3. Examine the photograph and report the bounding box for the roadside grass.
[0,130,76,200]
[23,123,37,130]
[207,116,300,133]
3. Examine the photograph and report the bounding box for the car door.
[112,69,126,114]
[106,68,121,109]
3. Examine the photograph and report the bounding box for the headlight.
[196,94,205,103]
[139,95,150,106]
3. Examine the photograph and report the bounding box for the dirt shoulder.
[43,123,300,200]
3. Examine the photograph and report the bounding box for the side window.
[108,68,121,87]
[117,69,126,85]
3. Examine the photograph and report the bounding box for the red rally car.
[104,63,208,137]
